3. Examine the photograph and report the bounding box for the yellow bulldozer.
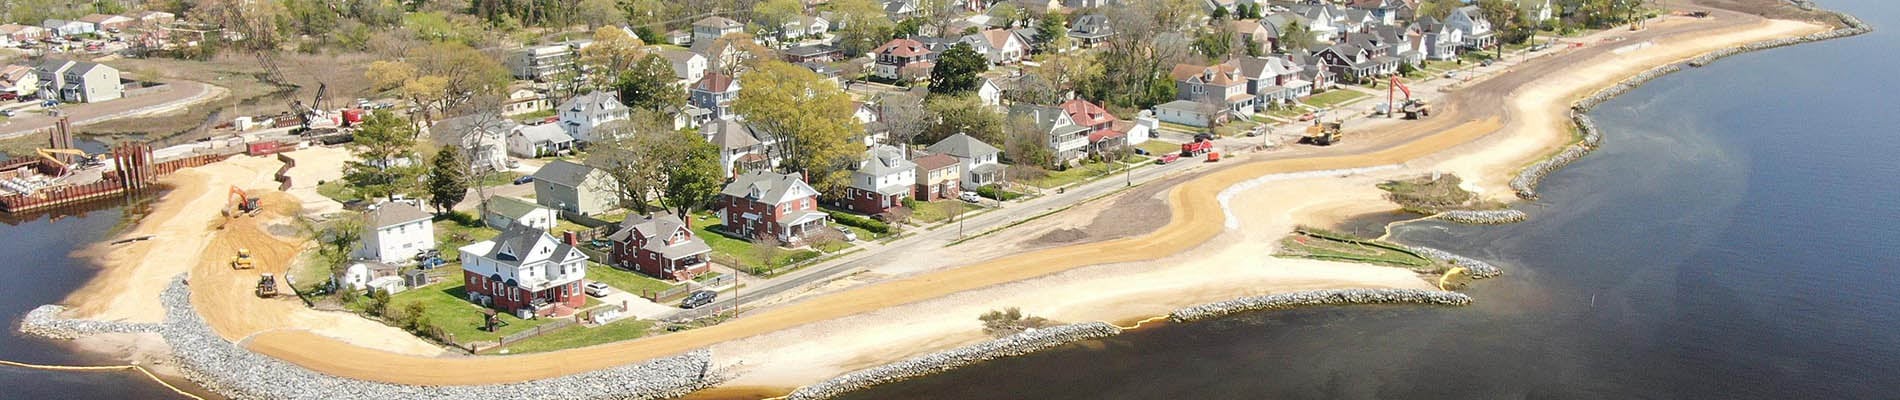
[1299,121,1344,146]
[231,248,255,270]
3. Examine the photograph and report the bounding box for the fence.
[273,153,295,191]
[645,285,693,303]
[493,318,578,348]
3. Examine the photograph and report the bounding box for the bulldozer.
[1299,121,1344,146]
[231,248,255,269]
[257,273,279,297]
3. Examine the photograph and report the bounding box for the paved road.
[0,80,218,139]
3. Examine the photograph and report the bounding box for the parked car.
[1298,113,1317,121]
[833,226,857,242]
[680,290,717,309]
[585,282,613,297]
[1480,59,1495,67]
[958,191,982,203]
[0,93,17,101]
[0,109,16,117]
[512,176,534,185]
[1156,154,1181,164]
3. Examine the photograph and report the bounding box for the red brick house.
[715,170,829,243]
[458,223,589,319]
[842,145,915,215]
[607,212,712,281]
[913,153,961,201]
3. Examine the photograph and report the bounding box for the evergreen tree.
[426,147,468,213]
[930,43,989,96]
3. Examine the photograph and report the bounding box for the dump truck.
[1181,138,1214,157]
[1299,121,1344,146]
[231,248,255,269]
[1401,99,1431,119]
[257,273,279,297]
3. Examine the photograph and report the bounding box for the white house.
[42,19,94,37]
[506,123,575,158]
[430,114,512,172]
[1521,0,1554,23]
[482,196,557,230]
[502,87,551,116]
[657,48,707,88]
[977,78,1002,108]
[962,29,1027,65]
[356,201,435,264]
[927,133,1004,190]
[1445,5,1496,50]
[1154,100,1219,127]
[692,16,745,44]
[337,261,402,292]
[557,91,630,143]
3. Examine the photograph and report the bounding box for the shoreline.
[12,1,1862,398]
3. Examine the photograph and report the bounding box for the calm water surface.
[847,1,1900,398]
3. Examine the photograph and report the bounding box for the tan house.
[77,14,134,31]
[0,65,38,95]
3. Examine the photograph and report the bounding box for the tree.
[365,42,508,125]
[1208,4,1229,19]
[312,216,362,277]
[732,61,863,195]
[923,94,1004,145]
[830,0,896,56]
[1033,12,1068,54]
[614,54,688,112]
[894,17,924,38]
[978,307,1052,337]
[708,32,776,76]
[343,110,423,199]
[873,92,930,145]
[930,42,989,96]
[1194,18,1235,60]
[577,0,625,30]
[660,130,724,218]
[579,26,648,90]
[1005,114,1054,168]
[586,113,673,214]
[1280,20,1317,52]
[749,236,784,274]
[988,4,1024,28]
[1095,2,1194,110]
[1415,0,1456,20]
[426,148,468,213]
[753,0,805,44]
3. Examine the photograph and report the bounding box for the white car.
[585,282,612,297]
[959,191,983,203]
[833,226,857,242]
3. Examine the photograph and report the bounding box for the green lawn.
[552,217,593,235]
[387,282,560,343]
[512,109,557,123]
[1136,140,1181,157]
[1157,121,1208,134]
[687,212,822,273]
[473,171,525,187]
[1303,89,1369,109]
[316,180,364,204]
[911,200,983,224]
[1025,162,1120,189]
[435,220,500,263]
[491,318,654,354]
[585,261,679,296]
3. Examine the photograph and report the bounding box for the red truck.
[1181,140,1213,157]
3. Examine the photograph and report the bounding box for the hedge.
[826,210,892,234]
[977,185,1023,201]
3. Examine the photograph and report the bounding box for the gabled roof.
[484,196,545,220]
[78,14,128,24]
[512,123,572,144]
[695,73,738,93]
[721,170,817,205]
[658,48,704,65]
[873,38,931,58]
[483,223,584,266]
[1170,63,1246,87]
[968,29,1019,50]
[694,16,742,29]
[914,153,959,171]
[704,119,763,150]
[430,114,516,147]
[1009,103,1073,134]
[368,201,431,229]
[855,145,916,177]
[559,91,621,116]
[608,212,712,258]
[1069,14,1113,38]
[531,160,599,188]
[927,133,1001,159]
[1058,99,1114,128]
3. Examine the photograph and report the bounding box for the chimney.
[562,231,579,246]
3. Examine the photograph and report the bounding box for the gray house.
[36,60,121,103]
[531,160,621,216]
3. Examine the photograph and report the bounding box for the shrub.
[978,307,1053,337]
[977,185,1023,201]
[826,210,892,234]
[437,210,482,227]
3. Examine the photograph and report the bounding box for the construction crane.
[1388,76,1430,120]
[35,148,103,170]
[291,82,336,131]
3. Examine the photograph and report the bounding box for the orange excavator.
[225,186,260,218]
[1389,76,1430,120]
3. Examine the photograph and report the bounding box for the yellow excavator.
[35,148,103,169]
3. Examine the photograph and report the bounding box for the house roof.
[658,48,703,65]
[1154,99,1209,113]
[785,44,839,57]
[721,170,817,205]
[484,196,545,220]
[1170,63,1246,87]
[927,133,1001,159]
[483,223,584,266]
[531,160,598,188]
[1008,103,1076,135]
[694,73,737,93]
[913,153,959,171]
[855,145,916,177]
[974,29,1017,50]
[0,65,33,86]
[431,114,517,147]
[513,123,572,144]
[704,119,763,150]
[559,91,621,117]
[608,212,712,258]
[367,201,431,229]
[1069,14,1113,38]
[874,38,931,57]
[78,14,127,24]
[1058,99,1114,128]
[694,16,742,29]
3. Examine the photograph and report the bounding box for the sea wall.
[1434,209,1529,225]
[1514,6,1871,199]
[785,322,1124,400]
[1169,289,1473,323]
[19,278,723,400]
[1404,246,1504,279]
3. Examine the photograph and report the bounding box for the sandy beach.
[37,2,1834,396]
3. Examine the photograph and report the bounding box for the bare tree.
[444,94,512,219]
[874,92,930,146]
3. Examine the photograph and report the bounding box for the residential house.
[0,24,47,43]
[506,43,579,80]
[784,16,830,39]
[502,87,552,116]
[1203,0,1238,15]
[355,201,435,264]
[1153,99,1221,127]
[882,0,920,19]
[337,260,401,292]
[658,48,708,88]
[1114,118,1154,147]
[913,153,961,201]
[927,133,1004,190]
[1230,55,1311,106]
[36,60,121,103]
[1368,25,1425,66]
[871,38,935,82]
[608,212,712,281]
[962,29,1027,65]
[690,73,741,121]
[459,223,589,318]
[557,91,629,142]
[1445,5,1496,50]
[801,62,844,87]
[843,145,916,215]
[704,119,779,177]
[531,160,620,215]
[693,16,745,44]
[1290,52,1339,91]
[78,14,134,32]
[1169,63,1256,120]
[1521,0,1554,23]
[783,44,844,64]
[1012,0,1062,13]
[42,19,93,37]
[1412,17,1462,61]
[715,171,828,243]
[1315,42,1398,81]
[1232,19,1277,55]
[429,114,512,172]
[1281,5,1340,42]
[1009,104,1091,165]
[977,78,1003,108]
[132,11,177,27]
[483,196,557,230]
[1349,0,1408,26]
[0,65,38,96]
[1064,0,1115,8]
[1068,14,1114,47]
[1059,99,1121,154]
[506,123,575,158]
